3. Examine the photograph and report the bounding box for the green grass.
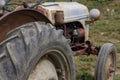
[75,56,96,80]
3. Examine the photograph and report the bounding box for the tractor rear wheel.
[95,43,117,80]
[0,21,75,80]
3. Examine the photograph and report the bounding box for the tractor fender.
[0,9,51,43]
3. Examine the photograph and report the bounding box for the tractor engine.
[55,22,85,51]
[37,2,100,52]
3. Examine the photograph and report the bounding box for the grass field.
[75,0,120,80]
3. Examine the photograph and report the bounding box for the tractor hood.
[38,2,89,24]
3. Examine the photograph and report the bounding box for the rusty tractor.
[0,0,117,80]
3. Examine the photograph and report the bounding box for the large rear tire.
[95,43,117,80]
[0,22,75,80]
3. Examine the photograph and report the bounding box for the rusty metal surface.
[55,11,64,24]
[0,9,51,43]
[74,40,100,56]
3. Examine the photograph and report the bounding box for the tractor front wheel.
[95,43,117,80]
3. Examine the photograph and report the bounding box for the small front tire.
[95,43,117,80]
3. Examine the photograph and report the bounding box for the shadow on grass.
[76,71,94,80]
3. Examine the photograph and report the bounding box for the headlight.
[89,9,101,21]
[0,0,6,7]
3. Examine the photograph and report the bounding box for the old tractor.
[0,0,117,80]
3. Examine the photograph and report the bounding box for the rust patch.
[55,11,64,24]
[0,9,51,43]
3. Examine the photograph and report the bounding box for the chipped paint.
[37,2,89,24]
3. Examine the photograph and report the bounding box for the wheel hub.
[28,59,58,80]
[105,54,115,80]
[109,64,115,73]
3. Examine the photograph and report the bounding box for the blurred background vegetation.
[4,0,120,80]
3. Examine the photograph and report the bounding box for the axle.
[74,40,100,56]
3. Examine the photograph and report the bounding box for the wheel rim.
[28,50,70,80]
[28,59,58,80]
[105,53,115,80]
